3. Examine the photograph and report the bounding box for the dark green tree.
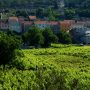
[42,28,58,47]
[0,32,21,65]
[57,30,72,44]
[36,8,44,18]
[23,26,44,48]
[46,8,56,21]
[64,9,76,19]
[16,10,27,17]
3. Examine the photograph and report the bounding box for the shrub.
[0,32,21,65]
[23,26,44,48]
[57,30,72,44]
[42,28,58,47]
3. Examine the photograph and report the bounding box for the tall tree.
[23,26,44,48]
[57,30,72,44]
[42,28,58,47]
[0,32,21,65]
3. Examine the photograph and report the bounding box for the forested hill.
[0,0,89,8]
[65,0,90,8]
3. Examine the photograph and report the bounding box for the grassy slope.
[1,44,90,90]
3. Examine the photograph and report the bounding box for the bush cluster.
[22,26,72,48]
[23,26,58,48]
[0,32,21,65]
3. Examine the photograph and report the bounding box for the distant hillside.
[0,0,89,8]
[65,0,90,8]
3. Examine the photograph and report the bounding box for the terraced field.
[0,44,90,90]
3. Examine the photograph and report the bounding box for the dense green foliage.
[65,0,90,8]
[42,28,58,47]
[23,26,44,48]
[57,30,72,44]
[0,0,89,20]
[0,32,21,65]
[0,44,90,89]
[23,27,58,48]
[0,0,89,8]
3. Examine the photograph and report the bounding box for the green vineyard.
[0,44,90,90]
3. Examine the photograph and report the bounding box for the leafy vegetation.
[0,0,89,20]
[23,27,58,48]
[57,30,72,44]
[0,0,89,8]
[0,32,21,65]
[23,26,44,48]
[42,28,58,47]
[0,44,90,89]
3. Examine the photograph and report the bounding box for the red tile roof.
[48,21,59,25]
[29,16,37,20]
[34,21,59,25]
[9,17,18,21]
[22,21,33,26]
[34,21,47,24]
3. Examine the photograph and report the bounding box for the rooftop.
[29,16,37,20]
[8,17,18,21]
[34,21,47,24]
[22,21,33,25]
[48,21,59,25]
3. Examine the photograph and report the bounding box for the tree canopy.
[0,32,21,65]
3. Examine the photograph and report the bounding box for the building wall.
[9,19,22,33]
[22,21,33,32]
[34,21,60,34]
[70,25,90,44]
[35,24,48,29]
[9,22,22,33]
[0,23,9,30]
[59,20,75,32]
